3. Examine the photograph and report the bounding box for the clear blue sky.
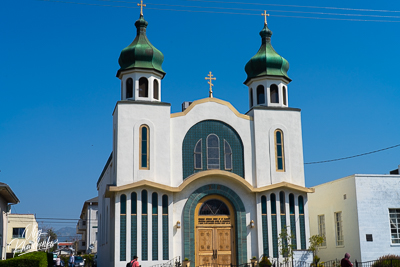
[1,0,399,229]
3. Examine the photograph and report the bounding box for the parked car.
[74,256,85,267]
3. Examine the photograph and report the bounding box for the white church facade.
[97,8,313,267]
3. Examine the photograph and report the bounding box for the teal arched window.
[207,134,220,169]
[140,125,150,169]
[139,77,148,97]
[126,78,133,99]
[257,85,265,104]
[275,129,285,171]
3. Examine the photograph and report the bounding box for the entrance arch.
[195,195,235,266]
[182,184,247,266]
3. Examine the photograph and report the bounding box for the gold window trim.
[139,125,150,170]
[274,129,285,172]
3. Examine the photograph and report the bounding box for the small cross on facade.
[261,10,270,25]
[205,71,216,98]
[138,0,146,16]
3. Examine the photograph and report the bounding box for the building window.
[289,193,297,249]
[283,86,287,105]
[224,140,232,170]
[139,77,148,97]
[162,195,169,260]
[153,80,159,100]
[207,134,220,169]
[142,190,148,260]
[270,193,278,258]
[275,129,285,171]
[120,194,127,261]
[194,139,202,169]
[270,84,279,103]
[299,196,306,249]
[12,228,25,238]
[318,215,326,246]
[131,192,137,258]
[140,125,150,169]
[335,212,344,246]
[250,88,253,107]
[280,191,286,214]
[126,78,133,99]
[257,85,265,105]
[261,196,269,256]
[389,208,400,244]
[152,192,158,260]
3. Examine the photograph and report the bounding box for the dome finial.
[137,0,146,16]
[261,10,270,26]
[205,71,216,98]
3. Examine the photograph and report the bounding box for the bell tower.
[244,11,291,109]
[116,4,165,102]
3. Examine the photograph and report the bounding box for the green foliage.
[184,258,189,261]
[278,226,296,262]
[0,251,50,267]
[310,256,324,267]
[251,256,257,260]
[259,256,272,267]
[309,235,325,256]
[372,255,400,267]
[83,254,95,266]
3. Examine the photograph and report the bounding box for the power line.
[35,0,400,22]
[305,143,400,165]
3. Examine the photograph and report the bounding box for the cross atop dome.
[261,10,270,25]
[137,0,146,16]
[205,71,216,98]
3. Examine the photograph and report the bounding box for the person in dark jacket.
[341,253,353,267]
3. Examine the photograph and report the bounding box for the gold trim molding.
[105,170,314,197]
[170,98,253,121]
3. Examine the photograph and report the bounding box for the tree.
[309,235,325,267]
[278,226,296,262]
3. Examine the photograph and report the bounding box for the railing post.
[355,260,358,267]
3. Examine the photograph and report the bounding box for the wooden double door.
[195,195,235,267]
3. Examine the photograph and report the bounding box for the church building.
[97,6,313,267]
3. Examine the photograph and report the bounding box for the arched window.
[152,192,158,260]
[271,193,276,215]
[207,134,219,169]
[270,193,278,258]
[257,85,265,104]
[126,78,133,99]
[194,139,202,169]
[199,199,230,215]
[298,195,306,249]
[142,190,148,215]
[162,195,169,260]
[121,194,127,215]
[153,80,159,100]
[250,88,253,107]
[298,196,304,215]
[280,191,285,214]
[224,140,232,170]
[275,129,285,171]
[283,86,287,106]
[139,77,148,97]
[289,193,297,249]
[289,194,295,215]
[140,125,150,169]
[270,84,279,103]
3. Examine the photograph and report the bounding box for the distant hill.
[55,227,81,242]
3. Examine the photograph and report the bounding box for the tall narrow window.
[280,191,286,215]
[126,78,133,99]
[152,192,158,260]
[139,77,148,97]
[140,125,150,169]
[335,212,344,246]
[257,85,265,104]
[261,196,269,256]
[250,88,253,107]
[194,139,202,169]
[299,196,306,249]
[120,194,127,261]
[289,193,297,249]
[389,209,400,244]
[318,215,326,246]
[283,86,287,106]
[142,190,148,260]
[153,80,159,100]
[275,130,285,171]
[270,84,279,103]
[271,193,278,258]
[207,134,220,169]
[280,191,287,255]
[131,192,137,258]
[224,140,232,170]
[162,195,169,260]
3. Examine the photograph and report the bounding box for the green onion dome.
[244,23,290,84]
[117,15,165,78]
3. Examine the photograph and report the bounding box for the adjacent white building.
[6,214,38,257]
[308,166,400,262]
[0,183,19,259]
[76,197,98,254]
[97,10,313,267]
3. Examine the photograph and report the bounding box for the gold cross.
[205,71,216,98]
[261,10,270,25]
[138,0,146,16]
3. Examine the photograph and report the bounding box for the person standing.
[127,256,139,267]
[55,255,61,267]
[69,253,75,267]
[341,253,353,267]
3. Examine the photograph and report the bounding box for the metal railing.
[150,256,182,267]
